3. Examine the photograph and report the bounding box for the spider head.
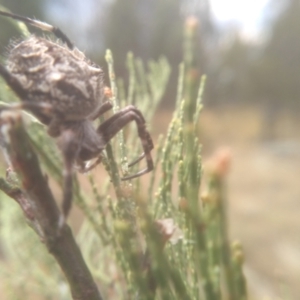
[56,119,106,173]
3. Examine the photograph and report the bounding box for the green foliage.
[0,13,247,300]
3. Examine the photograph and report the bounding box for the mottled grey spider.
[0,10,154,226]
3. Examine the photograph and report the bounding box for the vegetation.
[0,10,248,300]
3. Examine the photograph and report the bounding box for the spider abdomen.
[6,36,104,123]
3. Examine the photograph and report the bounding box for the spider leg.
[0,10,74,49]
[47,116,62,137]
[96,105,154,180]
[127,152,146,167]
[0,101,52,115]
[57,129,81,228]
[88,101,113,121]
[76,156,103,173]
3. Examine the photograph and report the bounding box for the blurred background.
[0,0,299,299]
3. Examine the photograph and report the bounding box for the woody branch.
[0,111,103,300]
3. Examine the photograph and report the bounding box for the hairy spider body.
[0,11,154,226]
[7,36,104,126]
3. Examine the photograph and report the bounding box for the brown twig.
[0,111,103,300]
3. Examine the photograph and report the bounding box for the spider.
[0,10,154,226]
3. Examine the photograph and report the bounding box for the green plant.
[0,14,247,300]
